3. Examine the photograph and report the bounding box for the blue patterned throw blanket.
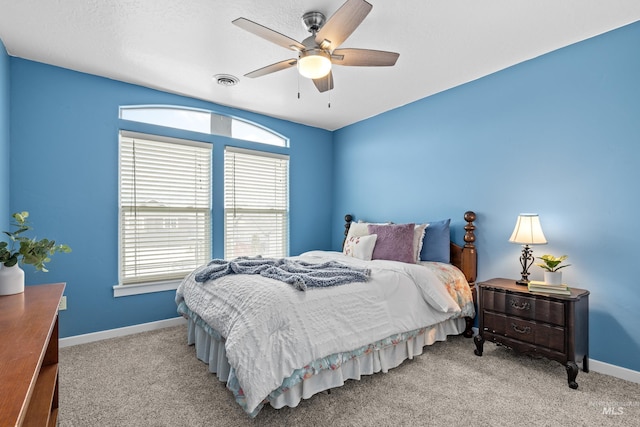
[194,256,370,291]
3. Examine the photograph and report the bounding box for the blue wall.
[0,40,9,227]
[333,21,640,372]
[9,59,333,338]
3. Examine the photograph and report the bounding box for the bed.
[175,211,478,417]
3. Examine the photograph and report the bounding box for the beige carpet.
[59,325,639,426]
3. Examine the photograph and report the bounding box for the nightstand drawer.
[482,289,565,326]
[484,312,565,352]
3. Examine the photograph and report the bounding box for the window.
[120,106,288,147]
[119,131,212,285]
[224,147,289,259]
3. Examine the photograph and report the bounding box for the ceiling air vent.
[214,74,239,87]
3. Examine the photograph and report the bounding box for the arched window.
[120,105,288,147]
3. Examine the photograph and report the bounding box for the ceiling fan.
[232,0,399,93]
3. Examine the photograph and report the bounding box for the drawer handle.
[510,299,530,310]
[511,323,531,334]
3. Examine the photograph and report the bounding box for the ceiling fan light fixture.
[233,0,398,92]
[298,50,332,79]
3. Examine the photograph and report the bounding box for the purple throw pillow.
[367,223,416,264]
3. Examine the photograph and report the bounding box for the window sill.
[113,279,182,297]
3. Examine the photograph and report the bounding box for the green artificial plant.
[536,254,571,272]
[0,211,71,272]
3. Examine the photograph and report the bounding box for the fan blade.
[245,59,297,78]
[332,48,399,66]
[313,71,334,93]
[233,18,305,51]
[315,0,372,50]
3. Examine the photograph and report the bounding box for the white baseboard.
[59,317,187,348]
[60,319,640,384]
[590,359,640,384]
[469,327,638,384]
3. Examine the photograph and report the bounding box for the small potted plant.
[536,254,570,285]
[0,211,71,295]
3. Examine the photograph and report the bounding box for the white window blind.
[224,147,289,259]
[119,131,211,284]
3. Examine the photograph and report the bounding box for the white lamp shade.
[509,213,548,245]
[298,51,332,79]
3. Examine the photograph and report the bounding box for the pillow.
[345,222,371,241]
[345,220,391,242]
[368,223,416,264]
[342,234,378,261]
[413,223,428,263]
[419,218,451,263]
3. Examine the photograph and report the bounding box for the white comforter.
[176,250,466,414]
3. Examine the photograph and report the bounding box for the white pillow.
[345,222,371,241]
[413,223,428,262]
[343,234,378,261]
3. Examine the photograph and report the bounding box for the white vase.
[544,271,563,285]
[0,264,25,295]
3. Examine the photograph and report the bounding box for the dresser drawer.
[484,312,566,353]
[482,289,565,326]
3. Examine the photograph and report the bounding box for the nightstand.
[473,278,589,389]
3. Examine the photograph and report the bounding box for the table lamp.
[509,213,547,285]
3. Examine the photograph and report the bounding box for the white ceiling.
[1,1,639,131]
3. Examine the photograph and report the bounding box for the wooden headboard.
[342,211,478,337]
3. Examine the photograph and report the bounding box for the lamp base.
[516,244,534,287]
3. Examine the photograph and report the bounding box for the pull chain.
[297,62,301,99]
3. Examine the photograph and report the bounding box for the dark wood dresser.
[473,278,589,389]
[0,283,65,426]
